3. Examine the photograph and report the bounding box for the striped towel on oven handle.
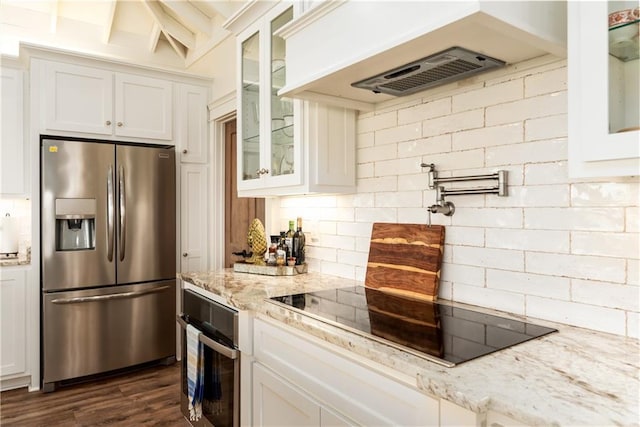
[186,324,204,421]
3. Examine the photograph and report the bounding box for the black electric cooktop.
[271,286,556,367]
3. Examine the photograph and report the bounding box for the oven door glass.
[182,330,238,427]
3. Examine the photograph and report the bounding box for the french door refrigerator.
[41,137,176,391]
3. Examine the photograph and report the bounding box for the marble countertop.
[0,247,31,267]
[179,269,640,426]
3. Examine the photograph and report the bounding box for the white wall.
[277,58,640,338]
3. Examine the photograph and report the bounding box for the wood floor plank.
[0,364,186,426]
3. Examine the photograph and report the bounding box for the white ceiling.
[0,0,247,74]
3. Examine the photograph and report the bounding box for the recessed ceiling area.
[0,0,244,73]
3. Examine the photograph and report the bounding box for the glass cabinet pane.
[270,8,294,178]
[241,32,260,181]
[608,1,639,134]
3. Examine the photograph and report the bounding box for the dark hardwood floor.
[0,363,188,426]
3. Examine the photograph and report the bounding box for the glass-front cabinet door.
[568,1,640,177]
[237,3,298,192]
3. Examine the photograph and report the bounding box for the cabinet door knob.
[117,122,123,127]
[262,168,270,175]
[182,149,188,154]
[106,120,112,126]
[182,252,188,257]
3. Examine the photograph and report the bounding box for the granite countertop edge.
[178,269,640,427]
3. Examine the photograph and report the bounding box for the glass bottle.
[293,217,305,265]
[285,220,295,254]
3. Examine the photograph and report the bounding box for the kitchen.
[0,0,639,426]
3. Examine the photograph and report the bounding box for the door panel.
[42,280,176,384]
[41,139,115,290]
[116,145,176,284]
[180,164,208,273]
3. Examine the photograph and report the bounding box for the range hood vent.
[352,47,505,97]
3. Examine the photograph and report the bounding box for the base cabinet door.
[253,363,321,427]
[0,269,27,377]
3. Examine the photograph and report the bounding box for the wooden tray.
[365,223,445,300]
[233,262,308,276]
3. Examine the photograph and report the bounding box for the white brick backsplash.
[524,66,567,97]
[628,312,639,339]
[441,263,485,286]
[453,246,524,271]
[375,122,421,145]
[452,122,523,151]
[526,296,625,335]
[276,58,639,338]
[398,173,429,191]
[486,229,569,253]
[526,252,626,283]
[375,191,422,208]
[627,208,639,232]
[357,176,397,193]
[571,182,640,207]
[486,138,567,166]
[489,185,569,208]
[422,109,484,138]
[357,163,374,179]
[398,97,451,124]
[525,114,568,141]
[452,208,522,228]
[486,91,567,126]
[571,232,640,259]
[398,134,451,157]
[524,161,568,185]
[628,259,639,286]
[453,283,525,315]
[487,269,570,299]
[357,131,374,148]
[572,279,639,311]
[337,250,368,267]
[375,157,423,176]
[358,144,397,163]
[355,207,397,223]
[452,79,523,112]
[525,208,625,232]
[337,221,372,238]
[358,110,397,133]
[445,226,485,247]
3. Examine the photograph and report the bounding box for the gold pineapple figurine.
[246,218,267,266]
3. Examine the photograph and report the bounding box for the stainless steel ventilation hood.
[278,1,567,111]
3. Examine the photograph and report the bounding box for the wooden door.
[225,120,265,267]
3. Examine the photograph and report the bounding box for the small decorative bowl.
[609,7,640,29]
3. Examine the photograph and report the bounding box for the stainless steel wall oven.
[178,289,239,427]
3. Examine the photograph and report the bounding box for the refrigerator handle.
[118,165,126,262]
[107,165,115,262]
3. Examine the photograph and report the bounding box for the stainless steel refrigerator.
[41,137,176,391]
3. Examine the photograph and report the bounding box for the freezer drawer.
[42,280,176,385]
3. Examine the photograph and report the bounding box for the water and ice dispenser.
[55,198,96,251]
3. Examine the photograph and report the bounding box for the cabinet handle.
[106,120,112,126]
[182,252,188,257]
[117,122,123,127]
[262,168,269,175]
[182,149,188,154]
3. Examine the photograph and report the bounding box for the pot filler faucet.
[422,163,508,224]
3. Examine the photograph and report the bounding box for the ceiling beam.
[191,1,237,19]
[159,0,212,36]
[164,32,187,59]
[103,0,117,44]
[149,22,162,52]
[141,0,195,50]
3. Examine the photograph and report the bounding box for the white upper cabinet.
[568,1,640,177]
[233,2,356,197]
[176,83,209,163]
[43,61,172,141]
[0,66,27,196]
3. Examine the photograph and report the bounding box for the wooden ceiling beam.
[159,0,212,36]
[103,0,117,44]
[191,1,236,19]
[149,22,162,52]
[141,0,195,50]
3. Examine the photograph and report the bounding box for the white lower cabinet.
[0,268,27,381]
[251,317,439,426]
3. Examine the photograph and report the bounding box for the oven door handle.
[177,315,238,360]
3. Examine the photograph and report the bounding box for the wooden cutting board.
[365,223,445,301]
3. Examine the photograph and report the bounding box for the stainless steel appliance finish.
[41,137,177,391]
[178,289,239,427]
